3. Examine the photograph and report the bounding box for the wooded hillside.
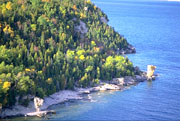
[0,0,135,108]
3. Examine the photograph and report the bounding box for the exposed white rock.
[34,97,44,112]
[112,78,125,86]
[26,110,55,117]
[100,83,120,90]
[41,90,82,110]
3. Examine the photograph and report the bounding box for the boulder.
[127,44,136,53]
[135,75,146,82]
[124,76,136,86]
[98,84,121,91]
[91,87,101,92]
[111,78,125,86]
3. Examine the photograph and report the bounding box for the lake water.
[16,0,180,120]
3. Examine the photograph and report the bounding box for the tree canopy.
[0,0,135,108]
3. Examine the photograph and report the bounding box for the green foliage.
[66,49,75,63]
[16,75,35,95]
[102,56,134,80]
[0,0,135,108]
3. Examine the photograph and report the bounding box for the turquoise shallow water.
[15,0,180,120]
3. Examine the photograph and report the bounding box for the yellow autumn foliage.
[1,3,7,14]
[3,25,9,33]
[42,0,50,2]
[80,13,86,19]
[75,11,78,15]
[91,41,96,46]
[73,5,77,10]
[31,24,36,31]
[61,33,66,40]
[80,13,84,18]
[3,81,11,90]
[75,56,78,60]
[79,55,85,61]
[46,78,53,84]
[86,0,91,4]
[3,25,14,37]
[25,68,31,72]
[21,5,25,10]
[6,2,12,10]
[94,6,97,10]
[93,47,100,52]
[66,25,70,29]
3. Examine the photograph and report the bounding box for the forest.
[0,0,136,109]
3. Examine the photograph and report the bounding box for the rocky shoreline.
[119,44,136,54]
[0,71,155,119]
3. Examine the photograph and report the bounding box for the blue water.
[16,0,180,120]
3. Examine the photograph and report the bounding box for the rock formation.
[147,65,156,79]
[34,97,44,112]
[119,44,136,54]
[74,20,88,38]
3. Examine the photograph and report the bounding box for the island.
[0,0,155,118]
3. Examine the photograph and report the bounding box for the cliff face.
[0,0,135,109]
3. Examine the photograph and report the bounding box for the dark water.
[16,0,180,120]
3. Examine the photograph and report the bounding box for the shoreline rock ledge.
[0,70,156,119]
[119,44,136,54]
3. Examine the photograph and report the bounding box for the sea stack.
[34,97,44,112]
[147,65,156,80]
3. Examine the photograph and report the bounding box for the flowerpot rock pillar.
[34,97,44,112]
[147,65,156,80]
